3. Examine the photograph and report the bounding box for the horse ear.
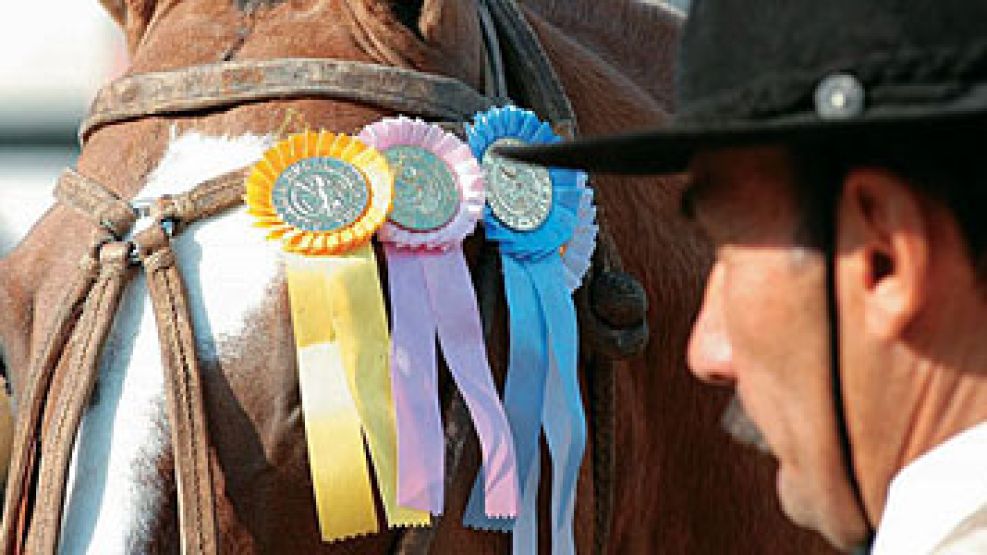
[345,0,484,89]
[98,0,156,53]
[416,0,482,63]
[99,0,127,26]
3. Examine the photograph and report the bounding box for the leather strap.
[54,169,136,238]
[0,247,101,555]
[25,243,132,555]
[81,58,497,144]
[151,169,250,231]
[1,169,246,554]
[484,0,577,132]
[136,224,218,555]
[477,0,509,100]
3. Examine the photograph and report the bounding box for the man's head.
[684,146,865,548]
[684,134,987,549]
[502,0,987,550]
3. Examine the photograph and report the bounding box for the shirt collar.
[872,420,987,554]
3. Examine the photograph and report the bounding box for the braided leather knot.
[155,194,197,225]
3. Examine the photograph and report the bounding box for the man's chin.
[777,467,871,552]
[777,467,814,530]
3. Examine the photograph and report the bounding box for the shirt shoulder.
[874,421,987,555]
[933,507,987,554]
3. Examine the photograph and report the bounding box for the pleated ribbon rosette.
[245,131,429,542]
[461,106,591,555]
[562,176,598,293]
[358,117,519,519]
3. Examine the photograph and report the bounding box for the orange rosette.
[245,130,393,256]
[243,131,428,542]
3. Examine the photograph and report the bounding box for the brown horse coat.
[0,0,835,552]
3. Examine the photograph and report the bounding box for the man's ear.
[838,168,930,341]
[99,0,157,54]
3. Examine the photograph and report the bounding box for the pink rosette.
[359,116,485,250]
[358,116,519,520]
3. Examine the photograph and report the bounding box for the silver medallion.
[481,138,553,232]
[271,157,369,232]
[383,145,460,231]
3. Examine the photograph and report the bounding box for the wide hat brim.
[500,89,987,175]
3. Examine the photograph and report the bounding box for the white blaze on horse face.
[61,131,279,553]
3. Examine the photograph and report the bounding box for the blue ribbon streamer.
[530,256,585,555]
[463,254,585,555]
[463,106,588,555]
[464,254,547,532]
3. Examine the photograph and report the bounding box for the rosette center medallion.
[383,145,460,231]
[482,138,553,232]
[271,157,370,232]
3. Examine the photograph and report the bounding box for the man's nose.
[687,264,736,386]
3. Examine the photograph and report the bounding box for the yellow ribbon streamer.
[249,131,427,541]
[286,245,429,541]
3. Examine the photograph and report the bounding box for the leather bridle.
[0,1,647,553]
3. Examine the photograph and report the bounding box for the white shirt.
[873,421,987,555]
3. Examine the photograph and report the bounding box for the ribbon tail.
[423,248,518,518]
[512,455,541,555]
[530,256,586,555]
[285,253,378,541]
[464,253,547,531]
[384,245,444,514]
[331,244,431,529]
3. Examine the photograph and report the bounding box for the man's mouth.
[720,395,772,455]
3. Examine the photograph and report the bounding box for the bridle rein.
[0,1,646,553]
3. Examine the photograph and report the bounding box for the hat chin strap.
[824,240,876,551]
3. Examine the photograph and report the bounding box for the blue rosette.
[463,106,588,555]
[466,107,585,260]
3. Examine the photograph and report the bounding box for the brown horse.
[0,0,836,552]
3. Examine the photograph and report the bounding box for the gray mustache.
[720,396,771,455]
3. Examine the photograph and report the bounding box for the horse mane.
[521,0,683,112]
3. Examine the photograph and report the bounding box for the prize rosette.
[245,131,429,542]
[563,175,598,293]
[461,106,590,555]
[358,117,519,519]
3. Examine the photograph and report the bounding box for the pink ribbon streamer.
[361,117,518,518]
[387,246,518,517]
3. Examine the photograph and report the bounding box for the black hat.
[504,0,987,174]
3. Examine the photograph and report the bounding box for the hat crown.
[677,0,987,124]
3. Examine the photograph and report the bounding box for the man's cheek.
[722,272,773,346]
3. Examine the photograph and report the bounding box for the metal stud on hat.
[814,73,866,120]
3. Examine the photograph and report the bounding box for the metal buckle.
[131,198,155,220]
[127,198,176,264]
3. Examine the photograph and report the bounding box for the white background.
[0,2,124,255]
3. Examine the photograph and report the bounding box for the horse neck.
[522,0,683,112]
[524,0,684,212]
